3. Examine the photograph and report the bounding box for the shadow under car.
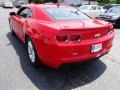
[7,32,107,90]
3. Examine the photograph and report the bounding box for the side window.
[17,7,29,18]
[97,6,101,10]
[27,10,33,18]
[20,9,29,18]
[91,6,96,10]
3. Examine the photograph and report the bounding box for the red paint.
[9,4,114,68]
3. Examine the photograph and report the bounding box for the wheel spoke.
[28,40,35,63]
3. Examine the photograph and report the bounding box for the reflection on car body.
[9,4,114,68]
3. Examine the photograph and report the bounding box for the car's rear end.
[33,5,114,68]
[39,22,114,68]
[53,23,113,68]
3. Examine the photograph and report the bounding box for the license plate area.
[91,43,102,53]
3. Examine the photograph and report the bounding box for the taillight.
[70,35,80,42]
[56,35,81,42]
[56,35,68,42]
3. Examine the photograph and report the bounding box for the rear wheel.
[27,37,39,66]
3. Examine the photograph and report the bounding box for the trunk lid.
[56,19,111,40]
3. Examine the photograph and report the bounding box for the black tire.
[27,37,39,67]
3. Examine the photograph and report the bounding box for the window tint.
[91,6,96,10]
[45,8,90,20]
[20,8,29,18]
[27,10,33,18]
[17,7,31,18]
[103,4,113,9]
[97,6,101,10]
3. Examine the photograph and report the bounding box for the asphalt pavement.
[0,7,120,90]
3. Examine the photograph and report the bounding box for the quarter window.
[20,8,29,18]
[97,6,101,10]
[27,10,33,18]
[17,7,32,18]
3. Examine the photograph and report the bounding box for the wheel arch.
[24,27,34,44]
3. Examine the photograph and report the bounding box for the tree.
[29,0,41,3]
[97,0,110,4]
[116,0,120,4]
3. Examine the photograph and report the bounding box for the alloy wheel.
[27,40,36,63]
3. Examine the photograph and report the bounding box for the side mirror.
[9,12,16,16]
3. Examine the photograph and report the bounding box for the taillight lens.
[70,35,80,41]
[56,35,68,42]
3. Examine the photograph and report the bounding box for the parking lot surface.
[0,7,120,90]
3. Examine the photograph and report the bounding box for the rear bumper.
[34,32,114,68]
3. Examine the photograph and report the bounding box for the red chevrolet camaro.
[9,4,114,68]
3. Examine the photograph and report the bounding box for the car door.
[15,7,30,41]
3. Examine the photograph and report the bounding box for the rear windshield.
[45,8,90,20]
